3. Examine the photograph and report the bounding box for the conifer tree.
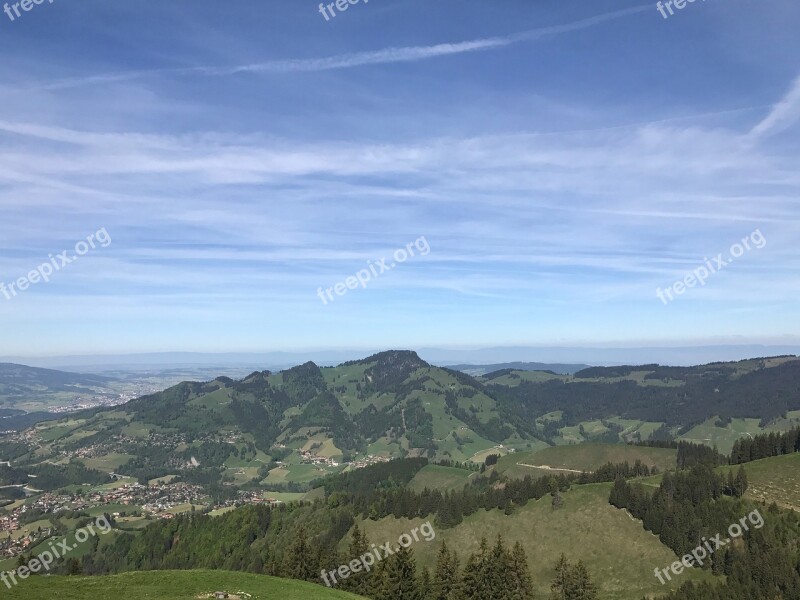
[734,466,749,497]
[508,541,535,600]
[488,535,512,598]
[380,545,421,600]
[284,526,316,581]
[433,541,460,600]
[341,524,371,595]
[419,566,433,600]
[570,561,597,600]
[459,538,490,600]
[550,554,573,600]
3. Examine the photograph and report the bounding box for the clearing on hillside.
[407,464,474,492]
[352,482,713,600]
[719,453,800,512]
[494,443,677,479]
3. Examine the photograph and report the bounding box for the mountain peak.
[346,350,428,369]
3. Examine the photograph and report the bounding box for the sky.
[0,0,799,357]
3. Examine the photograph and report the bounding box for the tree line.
[730,426,800,464]
[609,465,800,599]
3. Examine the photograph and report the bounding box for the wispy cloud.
[749,74,800,138]
[16,6,648,92]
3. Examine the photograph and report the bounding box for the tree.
[419,567,433,600]
[508,542,535,600]
[380,545,421,600]
[459,538,490,600]
[341,524,371,595]
[570,561,598,600]
[284,526,316,581]
[487,535,512,598]
[433,541,460,600]
[734,466,749,498]
[550,554,573,600]
[551,555,598,600]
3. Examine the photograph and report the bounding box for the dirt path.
[516,462,586,474]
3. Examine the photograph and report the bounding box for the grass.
[679,417,763,455]
[469,446,509,464]
[494,443,677,479]
[354,482,713,600]
[480,370,565,386]
[0,570,366,599]
[81,452,134,471]
[718,453,800,511]
[407,464,474,492]
[263,463,343,486]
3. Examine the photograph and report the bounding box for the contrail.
[14,5,649,92]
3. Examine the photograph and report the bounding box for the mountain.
[0,363,117,411]
[0,363,112,391]
[4,351,800,499]
[446,362,590,376]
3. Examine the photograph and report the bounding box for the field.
[0,570,366,600]
[354,482,713,600]
[407,464,474,492]
[719,453,800,511]
[494,443,678,479]
[679,417,763,455]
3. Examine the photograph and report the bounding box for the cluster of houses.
[349,454,392,469]
[0,523,54,558]
[296,449,392,470]
[297,449,340,467]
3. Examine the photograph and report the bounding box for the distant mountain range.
[6,351,799,496]
[5,344,800,372]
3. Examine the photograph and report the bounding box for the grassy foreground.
[0,570,366,600]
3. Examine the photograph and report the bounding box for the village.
[0,480,289,560]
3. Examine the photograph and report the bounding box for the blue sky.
[0,0,798,356]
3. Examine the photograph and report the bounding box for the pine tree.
[571,561,598,600]
[433,541,460,600]
[488,535,512,599]
[419,567,433,600]
[284,526,316,581]
[734,466,749,498]
[341,524,371,595]
[459,539,490,600]
[551,555,598,600]
[550,554,572,600]
[508,542,535,600]
[380,545,420,600]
